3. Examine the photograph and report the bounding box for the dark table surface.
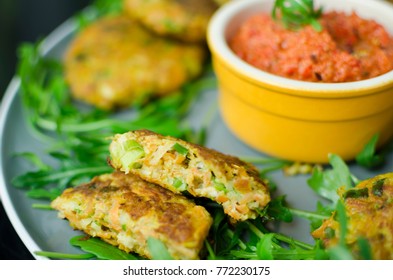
[0,0,89,260]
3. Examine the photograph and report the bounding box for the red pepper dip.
[229,11,393,82]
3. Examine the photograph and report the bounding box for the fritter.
[51,171,212,260]
[123,0,218,43]
[213,0,230,6]
[312,172,393,259]
[64,15,206,110]
[108,129,271,221]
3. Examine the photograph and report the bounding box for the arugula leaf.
[307,154,354,203]
[35,251,95,260]
[231,223,326,260]
[265,195,293,222]
[355,134,385,169]
[357,237,372,260]
[13,152,51,171]
[26,188,62,201]
[70,235,140,260]
[288,203,331,230]
[256,233,275,260]
[309,201,334,230]
[335,200,348,246]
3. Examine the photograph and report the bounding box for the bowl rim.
[207,0,393,99]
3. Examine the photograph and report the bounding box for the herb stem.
[204,240,216,259]
[32,203,53,210]
[226,229,247,250]
[289,207,330,221]
[35,117,122,133]
[13,166,112,187]
[245,221,314,250]
[273,233,314,250]
[245,221,265,239]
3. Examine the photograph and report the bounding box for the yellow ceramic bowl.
[207,0,393,163]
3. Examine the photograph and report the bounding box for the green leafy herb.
[357,237,373,260]
[326,200,354,260]
[70,235,140,260]
[264,195,293,222]
[272,0,323,31]
[355,134,385,169]
[35,251,95,260]
[307,154,355,204]
[223,219,326,260]
[288,205,330,227]
[35,235,139,260]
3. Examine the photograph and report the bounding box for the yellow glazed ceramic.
[208,0,393,163]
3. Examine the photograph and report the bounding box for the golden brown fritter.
[108,129,271,221]
[312,172,393,259]
[51,171,212,260]
[123,0,218,43]
[64,15,206,110]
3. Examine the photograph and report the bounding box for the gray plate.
[1,16,392,260]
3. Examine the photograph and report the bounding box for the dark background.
[0,0,90,260]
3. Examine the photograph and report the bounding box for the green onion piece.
[119,140,145,169]
[172,178,187,192]
[372,178,385,197]
[172,143,189,156]
[343,188,369,200]
[214,181,227,193]
[324,227,335,239]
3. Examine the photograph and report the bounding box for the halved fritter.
[123,0,218,43]
[64,14,206,110]
[108,129,271,221]
[51,171,212,260]
[312,172,393,259]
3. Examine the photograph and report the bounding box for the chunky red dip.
[229,11,393,82]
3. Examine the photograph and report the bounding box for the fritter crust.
[312,172,393,259]
[51,171,212,260]
[109,129,271,221]
[123,0,218,43]
[64,15,206,110]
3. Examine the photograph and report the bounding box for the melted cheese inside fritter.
[109,129,271,221]
[51,172,212,260]
[64,15,206,110]
[312,172,393,259]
